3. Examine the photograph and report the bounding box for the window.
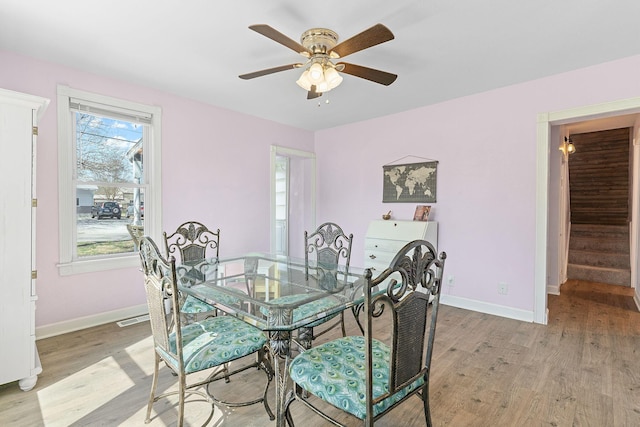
[57,85,162,275]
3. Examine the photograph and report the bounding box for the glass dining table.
[175,252,368,426]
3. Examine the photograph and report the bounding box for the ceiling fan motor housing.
[301,28,339,55]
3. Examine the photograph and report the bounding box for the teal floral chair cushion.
[288,335,424,419]
[162,315,267,374]
[181,295,216,313]
[259,293,341,327]
[181,285,245,314]
[178,267,245,314]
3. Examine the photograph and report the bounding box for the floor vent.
[117,314,150,327]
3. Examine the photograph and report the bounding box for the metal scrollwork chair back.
[302,222,353,342]
[138,236,274,426]
[164,221,220,264]
[305,222,353,291]
[163,221,221,317]
[285,239,447,427]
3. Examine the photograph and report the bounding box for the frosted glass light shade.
[296,70,312,91]
[308,63,324,83]
[316,80,329,92]
[324,67,343,89]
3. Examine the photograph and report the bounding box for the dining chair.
[126,223,144,251]
[301,222,353,342]
[260,222,353,350]
[163,221,221,318]
[284,239,447,427]
[138,236,274,426]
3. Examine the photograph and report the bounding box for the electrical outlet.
[498,282,508,295]
[447,275,455,286]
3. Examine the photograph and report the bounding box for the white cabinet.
[0,88,49,391]
[364,220,438,274]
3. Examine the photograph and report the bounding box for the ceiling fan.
[239,23,397,100]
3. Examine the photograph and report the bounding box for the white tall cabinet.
[0,88,49,391]
[364,220,438,274]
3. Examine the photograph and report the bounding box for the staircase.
[567,224,630,286]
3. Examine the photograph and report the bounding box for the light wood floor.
[1,280,639,426]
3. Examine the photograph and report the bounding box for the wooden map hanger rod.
[384,155,438,166]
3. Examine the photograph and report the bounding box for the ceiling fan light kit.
[296,59,343,93]
[239,23,397,100]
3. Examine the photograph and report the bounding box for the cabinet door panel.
[0,88,48,389]
[0,103,33,383]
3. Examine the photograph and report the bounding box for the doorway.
[535,100,640,324]
[269,145,316,256]
[564,128,632,287]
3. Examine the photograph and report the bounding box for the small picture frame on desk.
[413,205,431,221]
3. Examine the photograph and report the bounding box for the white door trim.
[536,97,640,323]
[269,145,316,254]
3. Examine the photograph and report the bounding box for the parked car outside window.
[91,202,122,219]
[126,201,144,218]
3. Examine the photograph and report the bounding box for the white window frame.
[57,85,162,275]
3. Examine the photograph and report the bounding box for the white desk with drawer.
[364,220,438,274]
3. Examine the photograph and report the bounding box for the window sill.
[58,254,140,276]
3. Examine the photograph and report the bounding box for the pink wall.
[0,50,314,328]
[3,47,640,329]
[315,54,640,313]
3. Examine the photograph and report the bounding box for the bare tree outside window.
[76,113,137,185]
[75,111,146,257]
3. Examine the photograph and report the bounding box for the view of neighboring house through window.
[57,84,162,275]
[75,109,145,257]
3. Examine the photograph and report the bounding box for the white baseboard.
[36,304,149,340]
[37,294,543,339]
[440,294,535,323]
[547,284,560,295]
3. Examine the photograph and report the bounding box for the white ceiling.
[2,0,640,131]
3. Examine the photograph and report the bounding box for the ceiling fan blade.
[249,24,311,56]
[338,63,397,86]
[239,63,302,80]
[329,24,394,58]
[307,85,323,100]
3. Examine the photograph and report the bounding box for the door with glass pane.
[270,146,316,257]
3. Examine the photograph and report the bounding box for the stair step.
[571,224,628,233]
[567,264,630,287]
[569,236,630,253]
[568,250,630,269]
[571,230,629,240]
[567,222,631,286]
[571,224,628,238]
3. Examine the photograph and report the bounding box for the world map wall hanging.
[382,160,438,203]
